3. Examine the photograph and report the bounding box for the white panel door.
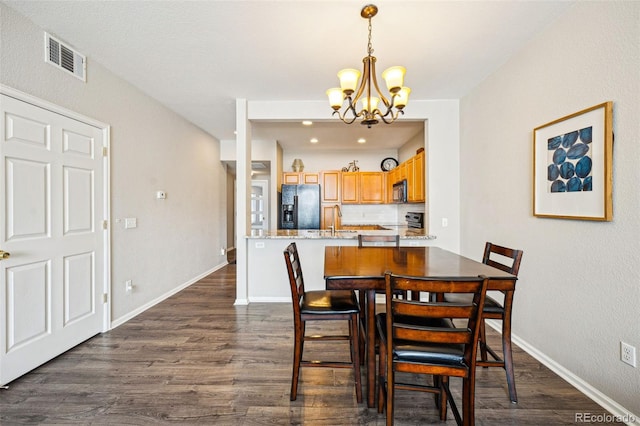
[0,94,106,385]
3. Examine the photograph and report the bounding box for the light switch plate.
[124,218,137,229]
[156,191,166,199]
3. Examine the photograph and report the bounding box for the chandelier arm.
[369,58,390,108]
[345,95,362,119]
[377,92,398,119]
[378,109,404,124]
[350,57,372,106]
[333,107,360,125]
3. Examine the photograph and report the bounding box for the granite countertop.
[246,226,436,240]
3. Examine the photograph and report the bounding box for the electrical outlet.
[125,280,133,293]
[621,342,636,367]
[220,247,226,256]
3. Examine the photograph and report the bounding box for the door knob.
[0,250,10,260]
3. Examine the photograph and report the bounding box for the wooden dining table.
[323,245,518,408]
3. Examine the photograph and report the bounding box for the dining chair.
[377,273,488,426]
[283,242,362,402]
[443,242,523,403]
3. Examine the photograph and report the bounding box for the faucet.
[330,204,342,236]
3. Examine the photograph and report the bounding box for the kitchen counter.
[247,227,436,240]
[243,227,437,303]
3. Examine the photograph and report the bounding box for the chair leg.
[377,339,387,413]
[350,314,363,403]
[479,319,488,363]
[436,375,448,421]
[290,324,304,401]
[461,375,475,426]
[502,320,517,403]
[385,365,394,426]
[358,290,366,365]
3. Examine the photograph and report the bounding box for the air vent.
[44,32,86,82]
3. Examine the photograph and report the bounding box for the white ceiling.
[5,1,573,150]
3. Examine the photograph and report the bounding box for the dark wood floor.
[0,264,621,425]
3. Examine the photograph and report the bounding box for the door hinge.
[102,293,108,303]
[102,147,108,157]
[102,220,108,230]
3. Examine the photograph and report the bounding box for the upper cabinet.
[341,172,359,204]
[282,172,319,186]
[321,171,340,203]
[411,151,425,202]
[341,171,385,204]
[281,154,424,205]
[386,150,425,203]
[359,172,386,204]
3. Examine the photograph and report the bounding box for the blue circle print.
[567,177,582,191]
[548,136,562,150]
[567,143,589,159]
[575,156,592,178]
[553,148,567,164]
[560,162,575,179]
[548,164,560,181]
[579,127,592,144]
[562,131,579,148]
[551,180,566,192]
[583,176,593,191]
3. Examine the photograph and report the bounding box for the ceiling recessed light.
[302,120,313,126]
[310,138,319,144]
[357,138,366,144]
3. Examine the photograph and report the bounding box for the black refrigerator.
[279,184,321,229]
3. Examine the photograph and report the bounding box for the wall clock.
[380,157,399,171]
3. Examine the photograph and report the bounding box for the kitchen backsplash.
[340,203,425,226]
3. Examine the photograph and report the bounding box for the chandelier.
[326,4,410,128]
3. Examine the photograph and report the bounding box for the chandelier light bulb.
[361,96,380,113]
[337,69,361,95]
[394,87,411,109]
[382,66,406,94]
[326,88,345,110]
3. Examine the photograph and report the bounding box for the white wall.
[0,4,227,323]
[460,1,639,419]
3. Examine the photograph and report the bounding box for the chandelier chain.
[367,18,374,56]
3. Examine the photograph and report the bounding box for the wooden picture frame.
[533,102,613,221]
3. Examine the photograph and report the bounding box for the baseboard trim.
[247,296,290,303]
[485,320,639,425]
[110,262,228,329]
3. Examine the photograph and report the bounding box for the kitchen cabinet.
[282,172,319,186]
[341,172,359,204]
[386,150,426,203]
[412,151,425,202]
[321,170,340,203]
[342,171,385,204]
[359,172,386,204]
[321,204,342,230]
[405,156,416,202]
[386,167,401,201]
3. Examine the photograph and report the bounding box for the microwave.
[392,180,407,203]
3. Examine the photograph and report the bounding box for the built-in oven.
[392,180,407,203]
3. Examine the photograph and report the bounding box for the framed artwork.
[533,101,613,221]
